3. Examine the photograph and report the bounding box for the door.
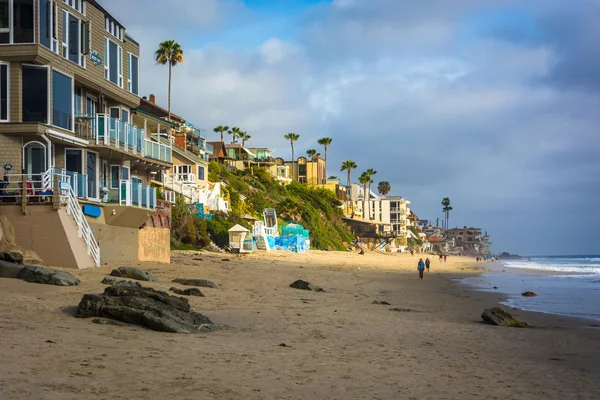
[23,142,46,190]
[87,151,97,199]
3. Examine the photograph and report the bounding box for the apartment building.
[445,227,490,255]
[0,0,173,267]
[284,156,325,185]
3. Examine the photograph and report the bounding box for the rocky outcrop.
[522,291,537,297]
[14,266,80,286]
[0,215,44,265]
[0,248,24,264]
[169,287,205,297]
[481,307,530,328]
[110,266,158,282]
[101,276,142,288]
[372,300,391,305]
[289,280,325,292]
[172,278,218,289]
[76,286,214,333]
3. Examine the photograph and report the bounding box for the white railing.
[65,184,101,267]
[0,172,54,202]
[173,172,196,183]
[143,139,172,163]
[95,114,145,154]
[129,180,157,209]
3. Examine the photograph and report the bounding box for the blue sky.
[103,0,600,256]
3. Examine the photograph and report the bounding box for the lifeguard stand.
[228,224,250,254]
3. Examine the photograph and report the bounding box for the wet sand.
[1,251,599,399]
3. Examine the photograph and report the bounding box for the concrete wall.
[138,226,170,263]
[0,205,79,268]
[89,222,138,265]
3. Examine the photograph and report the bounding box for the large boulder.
[0,260,25,278]
[110,266,158,282]
[0,248,24,264]
[16,266,80,286]
[522,291,537,297]
[172,278,218,289]
[76,286,214,333]
[481,307,530,328]
[169,287,205,297]
[289,279,325,292]
[101,276,142,288]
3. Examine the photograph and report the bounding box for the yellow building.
[284,156,326,185]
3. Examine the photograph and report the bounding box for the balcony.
[173,173,196,184]
[144,138,173,163]
[119,180,157,209]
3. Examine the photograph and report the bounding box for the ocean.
[460,256,600,322]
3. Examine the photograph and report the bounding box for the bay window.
[0,62,8,122]
[104,37,122,87]
[52,69,73,131]
[22,65,48,124]
[0,0,34,44]
[127,52,139,95]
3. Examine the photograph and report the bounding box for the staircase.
[255,235,271,251]
[64,185,101,267]
[263,208,278,236]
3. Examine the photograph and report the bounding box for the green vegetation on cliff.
[171,162,354,250]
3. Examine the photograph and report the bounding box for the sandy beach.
[1,251,599,399]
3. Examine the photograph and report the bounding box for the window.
[104,15,122,40]
[65,149,83,173]
[104,37,122,87]
[52,69,73,130]
[0,0,34,44]
[61,10,87,67]
[198,165,205,181]
[39,0,58,52]
[74,86,81,113]
[110,165,119,189]
[127,53,139,95]
[0,62,8,122]
[121,166,129,180]
[62,0,85,15]
[121,108,129,123]
[22,65,48,124]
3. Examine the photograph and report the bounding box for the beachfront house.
[0,0,173,268]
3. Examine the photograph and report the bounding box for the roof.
[229,224,249,232]
[134,108,179,128]
[158,137,205,165]
[247,147,273,152]
[224,144,256,157]
[207,142,228,158]
[138,98,185,123]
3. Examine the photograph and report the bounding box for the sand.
[1,250,599,399]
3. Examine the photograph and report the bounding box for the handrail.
[65,185,100,267]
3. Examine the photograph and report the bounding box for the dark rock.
[101,277,142,288]
[16,266,80,286]
[169,287,205,297]
[221,259,231,262]
[92,318,128,326]
[110,266,158,282]
[0,248,24,264]
[522,291,537,297]
[389,308,414,312]
[0,260,25,278]
[289,279,325,292]
[372,300,391,305]
[493,286,498,289]
[481,307,530,328]
[76,286,214,333]
[172,278,218,288]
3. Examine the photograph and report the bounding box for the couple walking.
[417,257,430,280]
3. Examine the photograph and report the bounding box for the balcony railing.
[120,180,157,209]
[144,138,172,163]
[173,173,196,183]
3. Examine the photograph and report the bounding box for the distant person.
[444,255,447,263]
[358,248,365,255]
[410,249,414,256]
[425,257,430,272]
[417,258,426,280]
[439,254,443,262]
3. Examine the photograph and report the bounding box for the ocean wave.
[504,263,600,274]
[529,257,600,262]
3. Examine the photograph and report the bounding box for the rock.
[522,291,537,297]
[0,248,24,264]
[22,250,44,265]
[76,286,214,333]
[0,260,25,278]
[169,287,205,297]
[204,243,224,253]
[221,259,231,262]
[481,307,530,328]
[172,278,218,289]
[16,266,80,286]
[372,300,391,305]
[389,308,414,312]
[101,277,142,288]
[289,280,325,292]
[92,318,128,326]
[110,266,158,282]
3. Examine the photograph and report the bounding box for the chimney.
[149,94,156,104]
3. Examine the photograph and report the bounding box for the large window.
[0,62,8,122]
[104,37,122,87]
[0,0,34,44]
[52,69,73,130]
[104,15,121,41]
[61,9,88,67]
[39,0,58,52]
[22,65,48,123]
[128,52,139,95]
[198,165,205,181]
[62,0,85,15]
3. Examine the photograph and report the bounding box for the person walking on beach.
[425,257,430,272]
[444,254,447,263]
[439,254,443,262]
[417,258,426,280]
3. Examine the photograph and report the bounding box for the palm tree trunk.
[291,144,295,181]
[168,63,172,121]
[346,170,351,215]
[363,184,367,220]
[220,130,224,142]
[324,148,327,184]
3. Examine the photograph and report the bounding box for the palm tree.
[365,168,377,220]
[341,160,357,214]
[239,131,251,146]
[284,133,300,181]
[317,137,332,184]
[306,149,317,185]
[155,40,184,121]
[213,125,229,142]
[442,197,453,231]
[358,172,371,220]
[228,127,241,144]
[377,181,391,197]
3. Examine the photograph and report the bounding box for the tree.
[155,40,184,121]
[239,131,251,146]
[306,149,318,185]
[358,172,372,220]
[228,127,241,144]
[341,160,357,214]
[317,137,332,185]
[442,197,453,231]
[365,168,377,220]
[213,125,229,142]
[377,181,391,197]
[284,133,300,181]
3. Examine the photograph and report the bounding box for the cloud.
[104,0,600,255]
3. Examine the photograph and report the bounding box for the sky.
[102,0,600,256]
